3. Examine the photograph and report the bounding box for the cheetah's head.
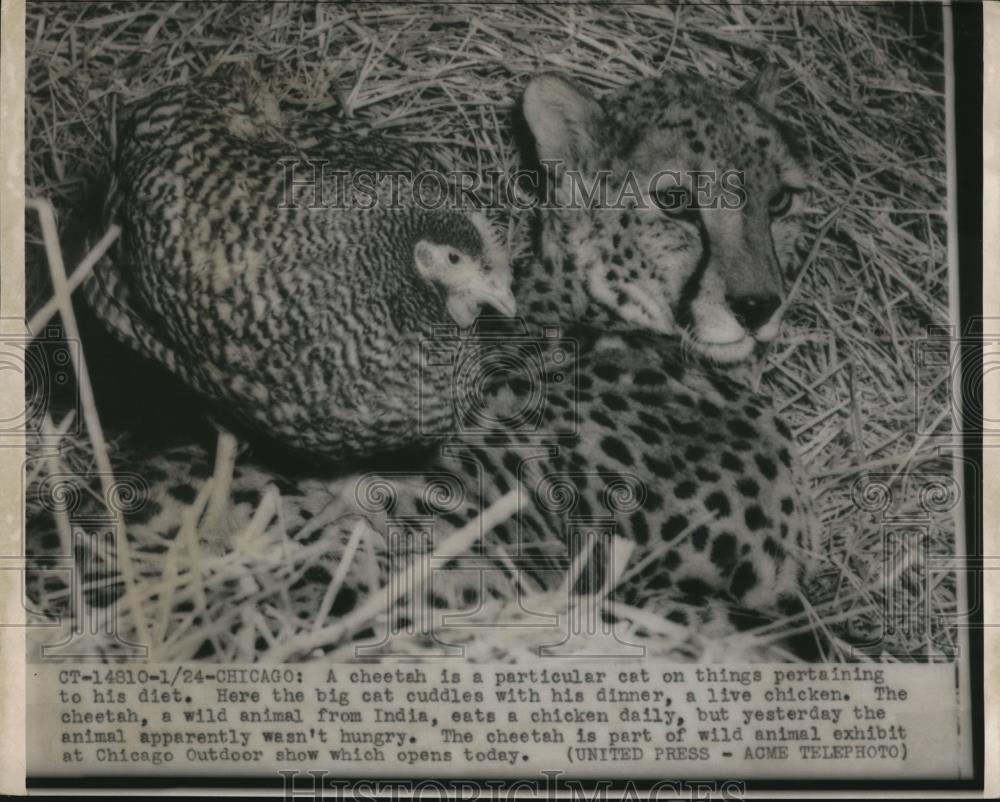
[521,69,808,363]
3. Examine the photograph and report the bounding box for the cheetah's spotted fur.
[346,329,817,619]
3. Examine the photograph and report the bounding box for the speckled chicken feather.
[85,73,508,462]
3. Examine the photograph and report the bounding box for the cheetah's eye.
[769,189,795,217]
[653,187,697,221]
[448,251,461,265]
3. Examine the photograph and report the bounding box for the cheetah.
[330,68,820,630]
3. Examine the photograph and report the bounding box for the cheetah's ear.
[522,73,605,167]
[739,64,782,112]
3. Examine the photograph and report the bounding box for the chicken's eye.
[448,251,461,265]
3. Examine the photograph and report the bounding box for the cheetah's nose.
[726,293,781,332]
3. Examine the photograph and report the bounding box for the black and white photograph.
[2,0,986,794]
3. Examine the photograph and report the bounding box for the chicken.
[85,72,515,464]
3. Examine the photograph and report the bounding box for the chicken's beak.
[446,278,517,328]
[459,277,518,317]
[482,282,518,317]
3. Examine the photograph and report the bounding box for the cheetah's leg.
[199,428,239,553]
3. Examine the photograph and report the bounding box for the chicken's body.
[86,74,513,462]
